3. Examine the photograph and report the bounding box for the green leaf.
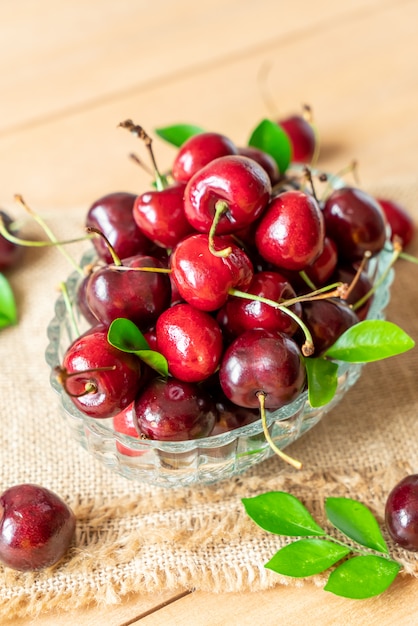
[0,273,17,329]
[154,124,206,147]
[266,538,350,577]
[325,497,389,554]
[107,318,169,377]
[324,320,415,363]
[324,555,401,599]
[305,356,338,407]
[242,492,325,536]
[248,118,292,174]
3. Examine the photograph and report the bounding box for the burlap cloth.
[1,180,418,621]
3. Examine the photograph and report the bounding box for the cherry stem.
[343,250,372,302]
[228,287,315,357]
[55,365,116,397]
[298,270,317,291]
[118,120,165,191]
[208,201,233,258]
[303,167,319,204]
[85,226,122,266]
[303,104,320,168]
[107,265,172,274]
[257,391,302,470]
[129,152,154,177]
[59,281,80,339]
[352,240,402,312]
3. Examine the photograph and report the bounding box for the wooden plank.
[0,0,393,132]
[0,0,417,214]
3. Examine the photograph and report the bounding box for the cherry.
[171,131,238,183]
[0,210,24,271]
[278,111,316,164]
[301,298,359,356]
[255,189,325,271]
[58,324,142,418]
[237,146,280,184]
[86,254,171,330]
[219,328,306,409]
[0,484,75,571]
[170,233,253,311]
[216,270,302,339]
[85,192,154,263]
[156,303,223,382]
[385,475,418,551]
[113,401,144,457]
[134,377,217,440]
[376,197,415,248]
[133,182,195,248]
[183,155,272,235]
[323,187,387,262]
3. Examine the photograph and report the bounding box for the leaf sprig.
[242,491,401,599]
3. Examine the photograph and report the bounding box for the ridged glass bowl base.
[45,244,394,488]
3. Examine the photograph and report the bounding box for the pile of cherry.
[49,119,414,453]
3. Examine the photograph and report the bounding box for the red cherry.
[183,155,272,235]
[156,303,224,382]
[86,192,153,263]
[255,189,325,271]
[172,132,238,183]
[279,114,316,163]
[133,183,194,248]
[170,233,253,311]
[385,474,418,551]
[113,402,144,457]
[301,299,359,356]
[376,197,415,248]
[60,325,142,418]
[323,187,387,262]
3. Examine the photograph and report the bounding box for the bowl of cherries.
[44,117,413,488]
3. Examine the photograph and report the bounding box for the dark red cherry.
[255,189,325,271]
[216,270,302,339]
[133,183,194,248]
[377,197,415,248]
[172,132,238,183]
[170,233,253,311]
[156,303,224,382]
[237,146,280,185]
[86,192,153,263]
[301,298,359,356]
[278,113,316,163]
[323,187,387,262]
[333,265,373,321]
[183,155,272,234]
[219,328,306,409]
[59,324,142,418]
[113,401,144,457]
[0,210,24,270]
[86,254,171,330]
[385,474,418,551]
[134,377,217,441]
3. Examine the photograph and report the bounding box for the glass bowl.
[45,243,394,488]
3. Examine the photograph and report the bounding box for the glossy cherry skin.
[255,189,325,271]
[219,328,306,409]
[61,324,142,418]
[385,475,418,550]
[86,192,153,263]
[113,401,144,457]
[184,155,272,234]
[216,270,302,339]
[377,197,415,248]
[86,254,171,330]
[0,210,24,271]
[323,187,387,262]
[172,132,238,183]
[301,298,359,356]
[0,484,76,571]
[279,114,316,163]
[133,183,194,248]
[156,303,223,383]
[237,146,280,185]
[170,233,253,311]
[135,377,217,441]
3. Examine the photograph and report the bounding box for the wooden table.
[3,1,418,623]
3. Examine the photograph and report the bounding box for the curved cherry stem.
[55,365,116,397]
[118,120,165,191]
[208,200,233,258]
[257,391,302,470]
[85,226,122,266]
